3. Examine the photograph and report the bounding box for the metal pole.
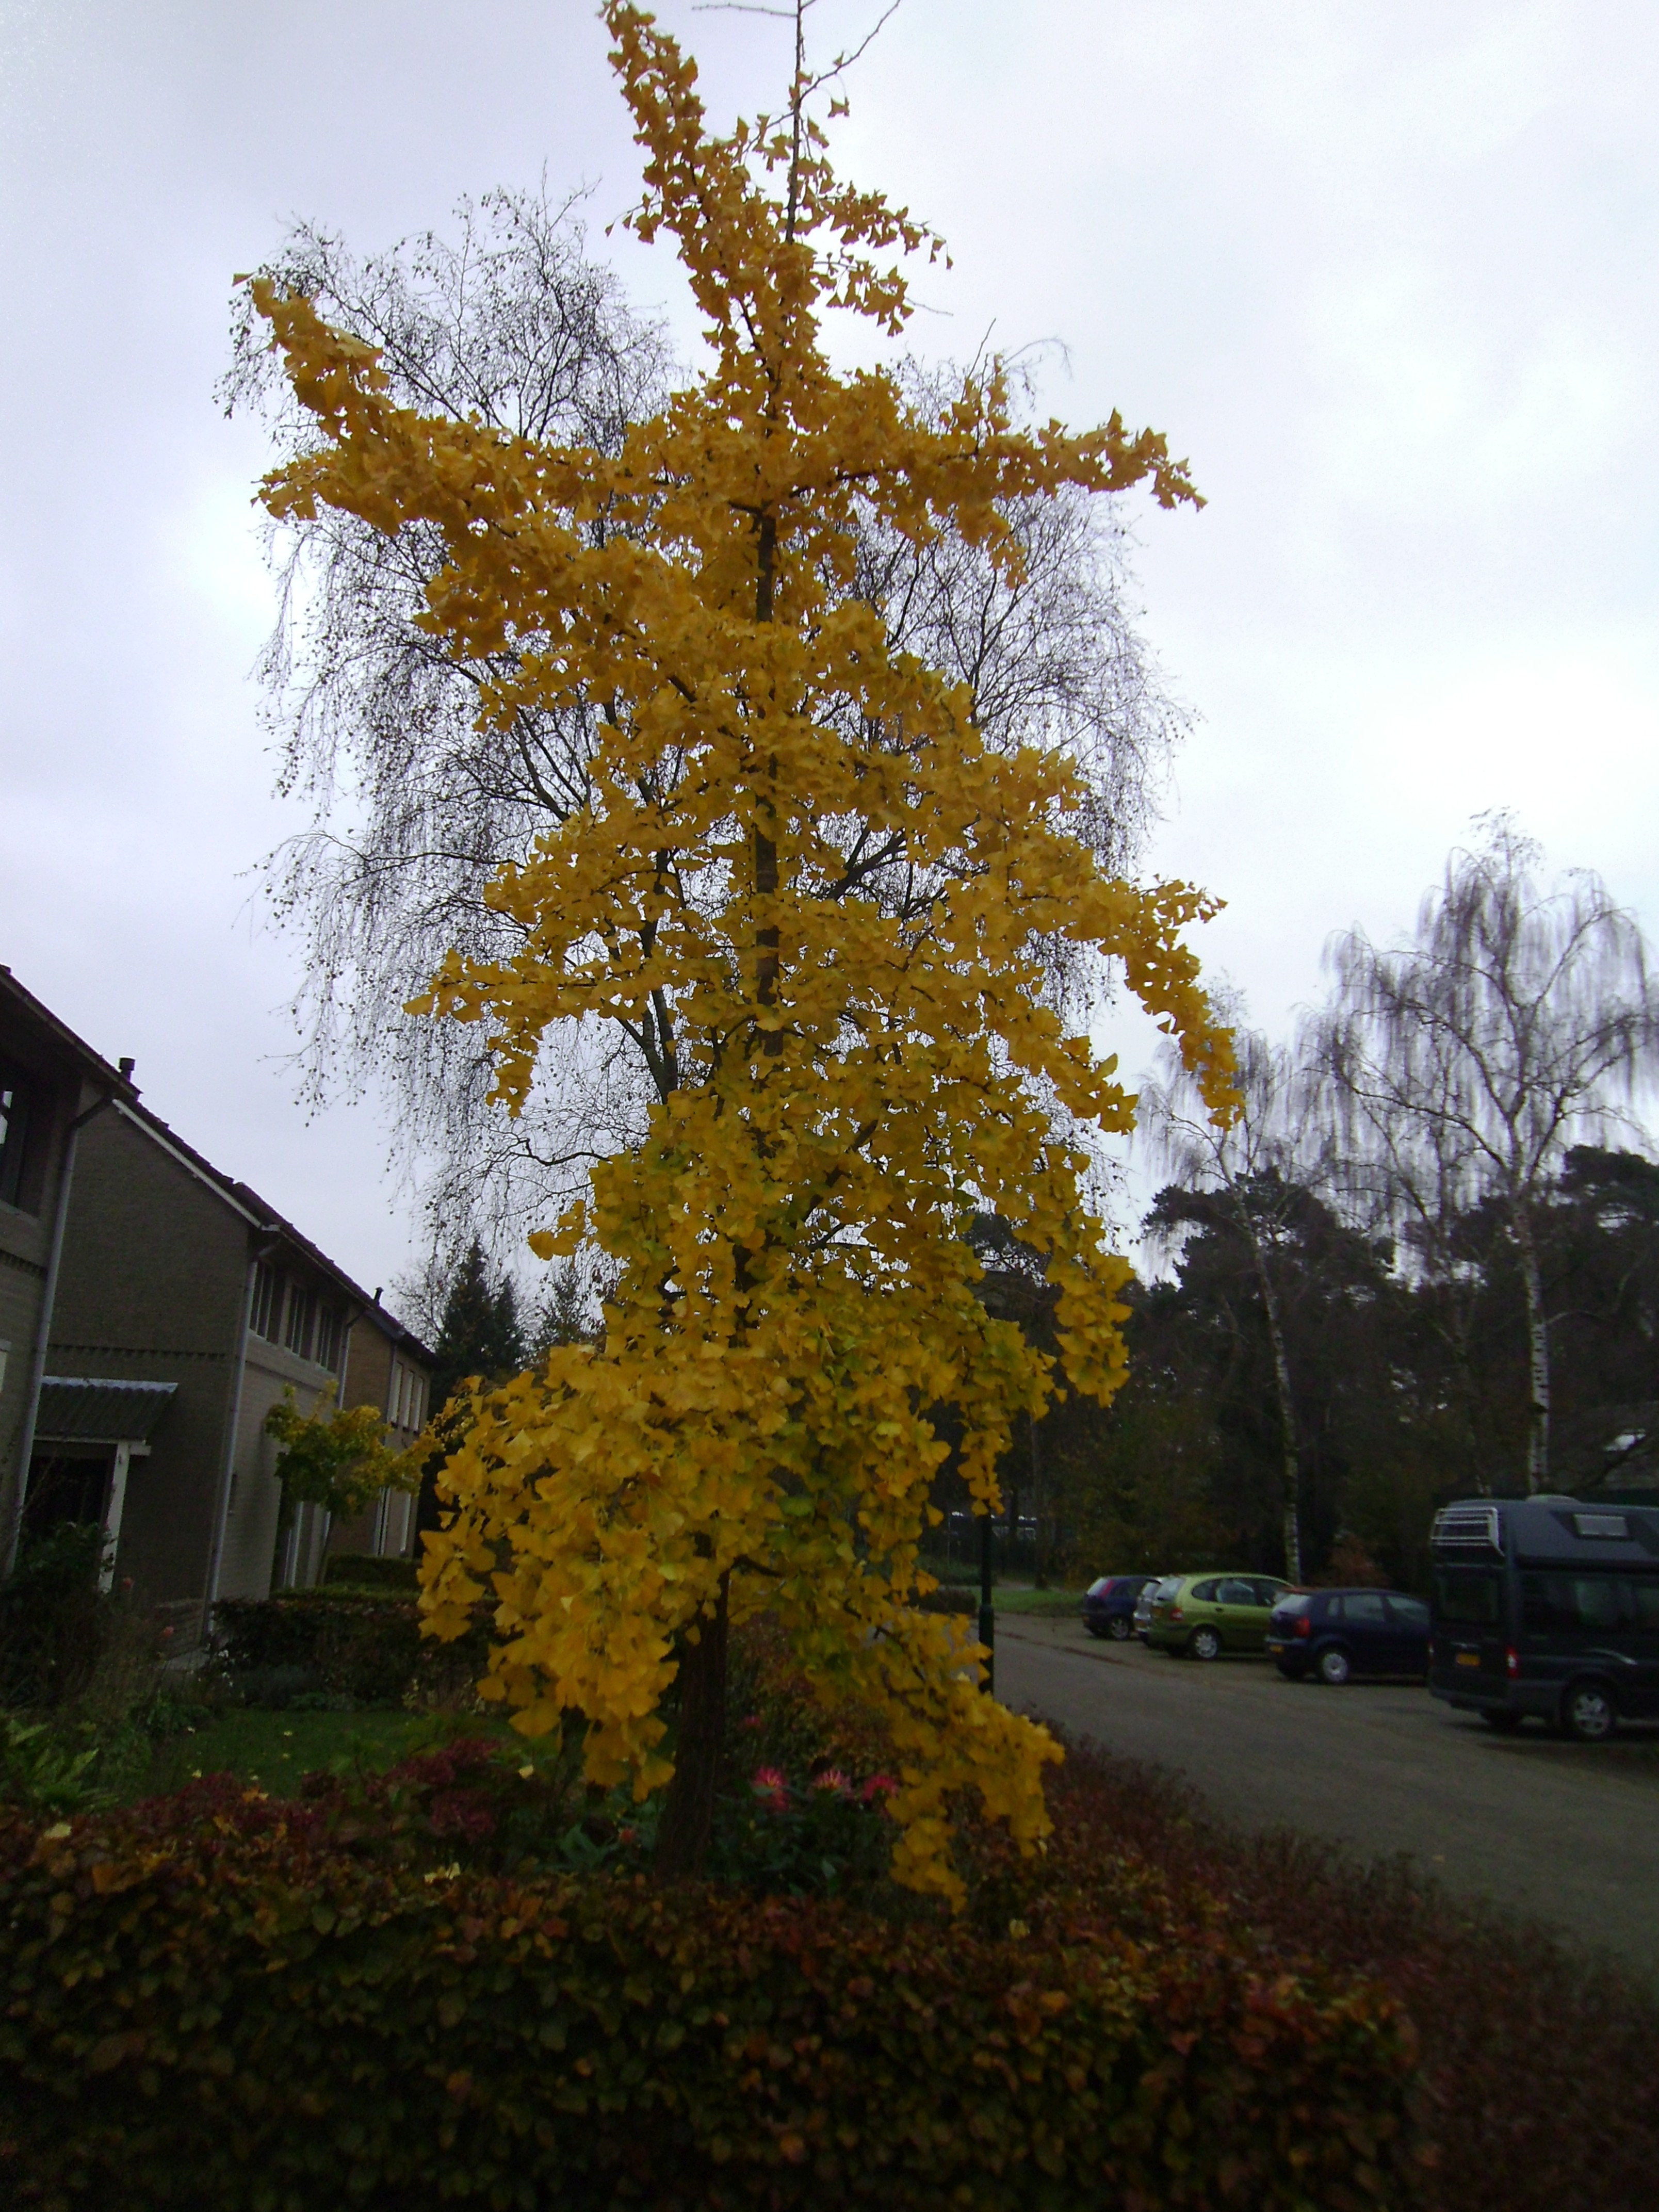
[978,1507,995,1696]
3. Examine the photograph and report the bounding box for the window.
[1250,1579,1288,1606]
[1572,1512,1629,1540]
[314,1306,343,1373]
[1630,1581,1659,1627]
[1334,1592,1388,1623]
[0,1063,35,1211]
[1521,1573,1627,1634]
[1389,1597,1430,1629]
[250,1263,282,1341]
[1190,1579,1221,1602]
[388,1365,425,1431]
[1216,1579,1258,1607]
[1434,1568,1503,1627]
[284,1285,316,1361]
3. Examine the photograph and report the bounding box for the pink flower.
[811,1768,850,1795]
[737,1714,765,1731]
[859,1773,899,1805]
[751,1765,789,1811]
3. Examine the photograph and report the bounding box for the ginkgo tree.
[249,0,1233,1895]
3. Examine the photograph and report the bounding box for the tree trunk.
[1511,1203,1551,1494]
[1248,1231,1303,1584]
[655,1573,730,1878]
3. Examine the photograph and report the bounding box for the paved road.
[995,1615,1659,1983]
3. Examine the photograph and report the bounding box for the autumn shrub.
[212,1592,490,1708]
[1036,1739,1659,2212]
[0,1525,110,1706]
[0,1778,1423,2212]
[321,1552,421,1593]
[914,1583,979,1615]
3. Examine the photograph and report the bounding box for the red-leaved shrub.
[0,1780,1422,2210]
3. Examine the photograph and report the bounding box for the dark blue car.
[1265,1588,1431,1684]
[1082,1574,1160,1641]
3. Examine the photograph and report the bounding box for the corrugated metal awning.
[36,1377,176,1445]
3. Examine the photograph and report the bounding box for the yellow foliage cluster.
[250,3,1233,1899]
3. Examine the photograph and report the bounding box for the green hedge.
[0,1791,1424,2210]
[321,1553,421,1593]
[212,1592,487,1707]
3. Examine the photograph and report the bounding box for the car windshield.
[1273,1592,1312,1615]
[1086,1577,1111,1597]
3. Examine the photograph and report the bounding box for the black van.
[1429,1496,1659,1741]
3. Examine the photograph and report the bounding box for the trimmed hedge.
[321,1553,422,1594]
[212,1592,487,1707]
[0,1787,1424,2211]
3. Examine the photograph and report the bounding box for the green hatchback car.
[1146,1573,1294,1660]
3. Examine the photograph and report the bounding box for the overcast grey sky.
[3,0,1656,1305]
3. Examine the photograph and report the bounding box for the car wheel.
[1562,1682,1617,1743]
[1481,1709,1522,1733]
[1189,1626,1222,1662]
[1108,1615,1133,1641]
[1316,1646,1351,1687]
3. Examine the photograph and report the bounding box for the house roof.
[36,1376,177,1444]
[111,1092,435,1365]
[1,967,433,1366]
[0,966,140,1100]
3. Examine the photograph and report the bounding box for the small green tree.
[264,1394,422,1525]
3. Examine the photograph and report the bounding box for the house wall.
[0,1029,86,1548]
[50,1110,373,1605]
[222,1326,346,1599]
[327,1310,433,1564]
[46,1110,249,1606]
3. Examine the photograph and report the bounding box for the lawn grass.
[138,1707,505,1800]
[990,1584,1085,1617]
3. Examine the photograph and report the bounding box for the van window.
[1630,1582,1659,1627]
[1522,1574,1627,1633]
[1434,1567,1502,1626]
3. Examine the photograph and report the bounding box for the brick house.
[1,968,433,1627]
[1,967,140,1570]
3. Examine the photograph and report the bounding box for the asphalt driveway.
[995,1614,1659,1982]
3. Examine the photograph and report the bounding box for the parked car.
[1146,1573,1293,1658]
[1082,1574,1160,1640]
[1266,1588,1430,1684]
[1132,1575,1175,1641]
